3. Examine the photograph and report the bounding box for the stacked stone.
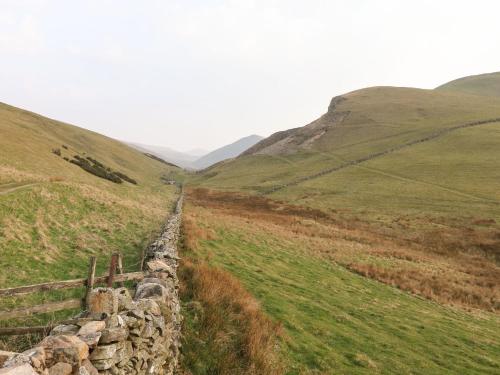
[0,195,183,375]
[141,193,183,374]
[0,327,97,375]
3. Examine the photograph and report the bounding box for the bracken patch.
[186,188,500,313]
[179,212,284,375]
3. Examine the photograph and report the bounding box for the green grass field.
[185,77,500,374]
[437,71,500,98]
[190,85,500,230]
[270,121,500,219]
[0,102,182,342]
[2,71,500,371]
[183,202,500,374]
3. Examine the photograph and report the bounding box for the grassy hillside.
[436,71,500,98]
[271,121,500,224]
[181,189,500,374]
[190,87,500,219]
[0,102,181,331]
[187,85,500,305]
[184,81,500,373]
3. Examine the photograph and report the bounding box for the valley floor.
[180,188,500,375]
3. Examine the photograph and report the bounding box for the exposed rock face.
[241,95,350,156]
[327,95,347,113]
[1,195,183,375]
[47,362,72,375]
[0,364,38,375]
[0,352,18,368]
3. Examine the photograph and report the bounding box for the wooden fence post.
[140,247,146,271]
[84,256,97,308]
[107,253,119,288]
[117,253,124,288]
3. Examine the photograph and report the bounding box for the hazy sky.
[2,1,500,151]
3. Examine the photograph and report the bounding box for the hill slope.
[436,71,500,98]
[185,78,500,373]
[192,86,500,214]
[127,142,199,169]
[181,190,500,374]
[191,134,264,170]
[0,102,181,309]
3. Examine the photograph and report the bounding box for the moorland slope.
[183,75,500,374]
[191,85,500,218]
[436,71,500,98]
[0,102,181,330]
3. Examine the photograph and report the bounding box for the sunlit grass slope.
[272,120,500,219]
[0,102,181,291]
[190,87,500,219]
[183,78,500,373]
[183,195,500,375]
[437,71,500,98]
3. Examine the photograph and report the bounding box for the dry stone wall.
[0,195,184,375]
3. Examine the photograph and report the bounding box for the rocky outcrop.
[1,195,184,375]
[240,96,350,157]
[326,95,346,113]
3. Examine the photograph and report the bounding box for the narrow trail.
[263,117,500,195]
[0,181,40,195]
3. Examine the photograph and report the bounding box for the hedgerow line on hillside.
[263,117,500,194]
[51,145,138,185]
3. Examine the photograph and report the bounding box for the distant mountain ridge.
[185,148,209,157]
[130,135,264,170]
[126,142,200,169]
[192,135,264,170]
[191,72,500,215]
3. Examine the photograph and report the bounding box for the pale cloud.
[66,45,82,56]
[151,1,330,65]
[0,13,45,54]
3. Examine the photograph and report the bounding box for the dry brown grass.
[0,166,45,184]
[348,263,499,311]
[188,189,500,259]
[179,212,284,375]
[181,214,218,252]
[73,182,167,217]
[186,188,500,313]
[48,176,65,182]
[0,332,45,353]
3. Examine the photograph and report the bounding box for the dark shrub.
[64,153,139,185]
[114,171,138,185]
[86,157,105,169]
[69,157,122,183]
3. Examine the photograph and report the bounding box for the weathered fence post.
[84,256,97,308]
[117,253,124,288]
[140,247,146,271]
[107,253,119,288]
